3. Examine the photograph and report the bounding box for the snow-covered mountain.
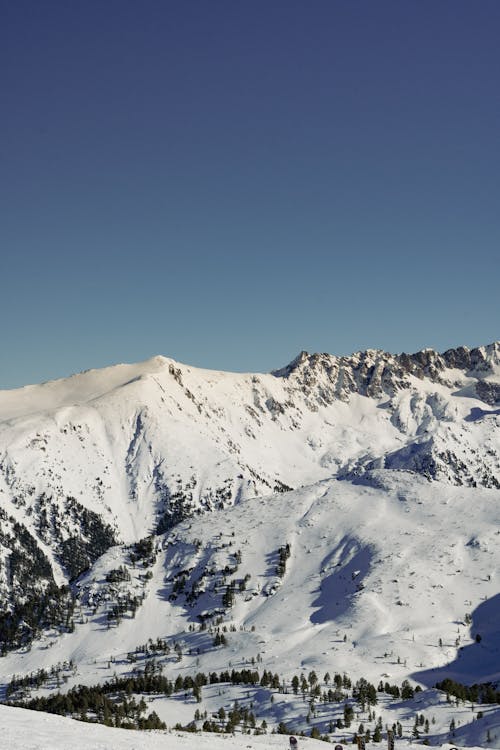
[1,341,499,535]
[0,343,499,747]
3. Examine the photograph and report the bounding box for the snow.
[0,703,323,749]
[0,345,499,748]
[0,473,499,744]
[0,703,497,750]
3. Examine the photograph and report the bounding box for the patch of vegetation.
[276,542,291,577]
[0,520,76,653]
[105,566,131,583]
[129,536,156,566]
[435,678,500,704]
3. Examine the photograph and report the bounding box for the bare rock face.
[443,341,500,373]
[276,341,500,404]
[475,380,500,405]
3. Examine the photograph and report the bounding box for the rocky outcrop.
[275,341,500,405]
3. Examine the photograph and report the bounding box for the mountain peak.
[272,350,312,377]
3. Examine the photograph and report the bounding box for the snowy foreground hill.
[0,343,499,748]
[1,705,479,750]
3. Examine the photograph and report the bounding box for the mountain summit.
[0,342,499,742]
[0,341,499,541]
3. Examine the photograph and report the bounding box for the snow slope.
[0,472,499,744]
[0,703,325,749]
[0,343,498,547]
[0,703,497,750]
[0,343,499,747]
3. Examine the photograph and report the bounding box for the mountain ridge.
[2,341,499,421]
[0,340,498,561]
[0,341,499,744]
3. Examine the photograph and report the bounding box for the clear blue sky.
[2,1,499,388]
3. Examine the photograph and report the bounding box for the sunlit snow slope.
[0,343,498,543]
[0,343,498,685]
